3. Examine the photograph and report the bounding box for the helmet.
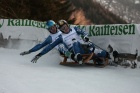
[58,20,68,29]
[46,20,56,29]
[46,20,58,34]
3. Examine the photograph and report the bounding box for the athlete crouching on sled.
[30,20,95,64]
[20,20,70,63]
[57,20,109,65]
[30,20,109,64]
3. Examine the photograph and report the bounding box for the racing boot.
[74,53,83,64]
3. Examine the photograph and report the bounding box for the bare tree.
[94,0,140,23]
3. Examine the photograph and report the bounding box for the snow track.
[0,48,140,93]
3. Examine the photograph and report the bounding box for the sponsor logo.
[77,24,135,36]
[7,19,46,28]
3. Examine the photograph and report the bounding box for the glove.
[20,51,30,56]
[84,37,89,42]
[31,54,41,63]
[72,38,77,42]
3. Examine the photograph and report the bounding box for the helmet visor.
[48,25,57,34]
[58,20,67,29]
[59,24,69,33]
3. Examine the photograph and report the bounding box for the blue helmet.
[46,20,56,29]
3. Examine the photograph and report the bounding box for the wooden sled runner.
[60,53,93,66]
[60,53,108,67]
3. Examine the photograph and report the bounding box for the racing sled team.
[20,20,109,64]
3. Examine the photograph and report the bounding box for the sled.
[59,53,93,66]
[60,53,108,67]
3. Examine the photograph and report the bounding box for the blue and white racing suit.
[38,26,90,56]
[37,26,107,58]
[28,30,65,53]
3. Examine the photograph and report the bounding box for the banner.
[76,24,140,54]
[0,19,48,41]
[0,19,140,54]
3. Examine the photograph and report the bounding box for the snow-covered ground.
[0,47,140,93]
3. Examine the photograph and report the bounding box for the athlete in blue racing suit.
[31,20,97,64]
[32,20,107,64]
[20,20,70,62]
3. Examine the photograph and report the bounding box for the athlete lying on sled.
[29,20,109,67]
